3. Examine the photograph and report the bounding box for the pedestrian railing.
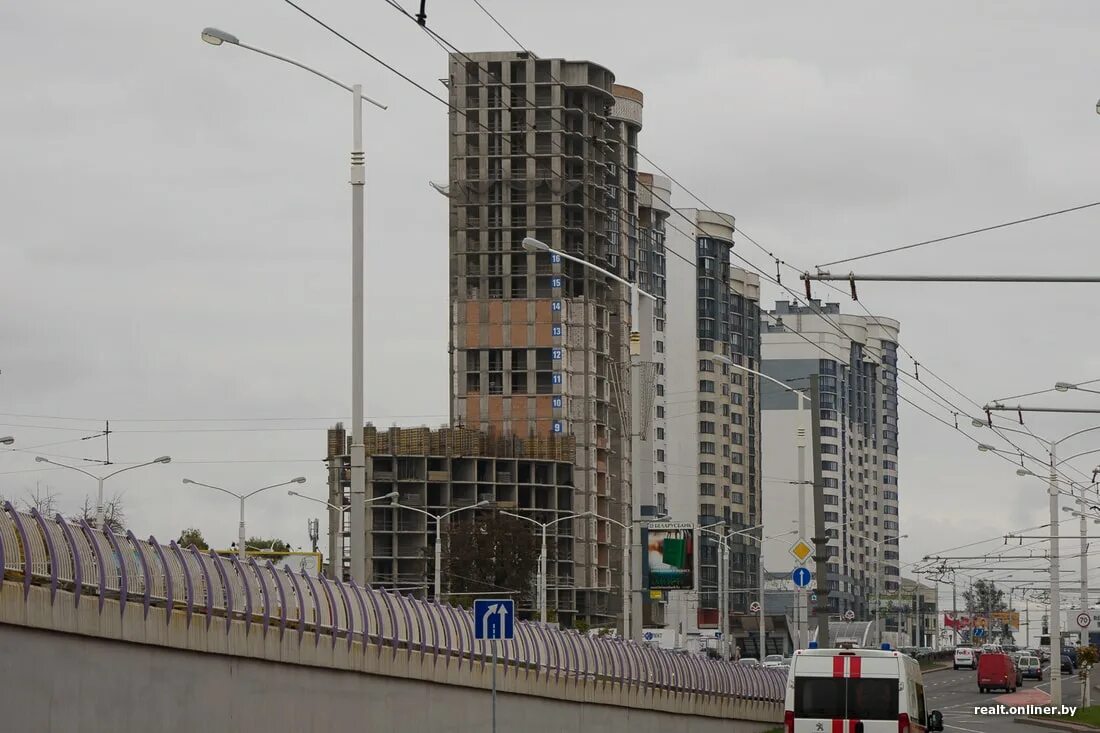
[0,503,786,703]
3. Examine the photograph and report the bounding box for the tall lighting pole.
[502,510,591,623]
[389,500,489,600]
[0,437,14,446]
[715,354,810,648]
[976,414,1100,707]
[523,236,657,640]
[200,26,386,586]
[36,455,171,528]
[182,476,306,560]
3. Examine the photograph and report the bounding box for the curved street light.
[0,436,14,446]
[387,499,490,600]
[201,24,385,587]
[501,510,592,623]
[182,476,305,560]
[35,454,171,528]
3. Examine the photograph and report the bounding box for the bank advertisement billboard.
[642,522,695,590]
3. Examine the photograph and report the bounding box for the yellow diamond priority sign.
[789,539,813,565]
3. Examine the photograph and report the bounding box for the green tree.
[245,537,290,553]
[178,527,209,550]
[442,512,539,607]
[964,579,1010,642]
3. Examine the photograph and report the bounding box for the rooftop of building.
[326,423,576,463]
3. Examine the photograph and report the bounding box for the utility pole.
[810,375,830,648]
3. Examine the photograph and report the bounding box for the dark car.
[1062,655,1074,676]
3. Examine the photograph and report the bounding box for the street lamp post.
[588,510,668,637]
[200,26,386,587]
[977,420,1100,706]
[859,532,908,645]
[523,236,657,640]
[502,510,591,623]
[715,354,811,648]
[182,476,306,560]
[388,500,489,600]
[36,455,171,528]
[287,489,398,579]
[0,437,13,446]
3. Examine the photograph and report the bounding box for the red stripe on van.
[832,720,844,733]
[848,720,860,733]
[849,657,862,678]
[833,657,846,677]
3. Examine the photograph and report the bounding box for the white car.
[954,646,977,670]
[763,654,786,667]
[738,657,760,667]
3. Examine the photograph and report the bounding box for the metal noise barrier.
[0,502,785,702]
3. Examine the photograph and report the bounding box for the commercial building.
[663,208,763,649]
[761,301,901,621]
[324,424,578,620]
[446,52,646,626]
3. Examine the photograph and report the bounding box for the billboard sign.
[642,522,694,590]
[992,611,1020,631]
[216,550,323,578]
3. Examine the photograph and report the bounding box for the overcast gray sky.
[4,1,1100,623]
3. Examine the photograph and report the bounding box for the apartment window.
[823,478,839,488]
[731,472,744,485]
[656,384,665,396]
[825,511,839,522]
[822,460,839,471]
[731,432,744,445]
[700,504,716,518]
[732,393,743,405]
[821,444,838,454]
[700,379,715,393]
[883,475,898,485]
[700,462,716,476]
[656,427,665,440]
[731,452,743,465]
[883,490,898,500]
[699,400,715,413]
[883,460,897,470]
[884,505,898,515]
[824,495,839,505]
[884,520,899,530]
[699,359,714,372]
[656,405,665,418]
[700,483,716,496]
[699,421,715,434]
[732,373,743,386]
[731,492,744,504]
[656,341,665,353]
[657,471,665,484]
[732,413,743,425]
[822,427,839,437]
[699,441,716,454]
[656,449,665,462]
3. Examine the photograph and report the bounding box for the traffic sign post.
[474,599,514,733]
[1078,612,1092,629]
[792,567,812,588]
[789,539,814,565]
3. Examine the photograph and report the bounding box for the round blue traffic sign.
[792,567,812,588]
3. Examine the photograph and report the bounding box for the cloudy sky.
[4,1,1100,630]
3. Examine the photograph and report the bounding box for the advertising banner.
[642,522,694,590]
[992,611,1020,631]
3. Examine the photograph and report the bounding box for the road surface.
[926,664,1091,733]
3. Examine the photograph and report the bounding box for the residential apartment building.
[324,424,578,620]
[760,301,901,620]
[663,208,763,643]
[446,51,646,626]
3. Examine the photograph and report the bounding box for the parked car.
[977,652,1017,693]
[954,646,978,670]
[1019,656,1042,680]
[763,654,786,668]
[1061,655,1074,676]
[738,657,760,667]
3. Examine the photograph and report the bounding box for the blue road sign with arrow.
[792,567,812,588]
[474,598,515,641]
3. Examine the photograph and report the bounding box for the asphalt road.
[925,664,1091,733]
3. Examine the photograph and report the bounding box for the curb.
[1012,717,1098,732]
[922,664,954,674]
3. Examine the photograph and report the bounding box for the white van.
[784,647,944,733]
[954,646,977,670]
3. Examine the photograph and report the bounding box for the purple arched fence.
[0,508,785,703]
